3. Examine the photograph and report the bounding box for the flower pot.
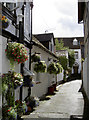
[53,84,57,91]
[48,86,54,94]
[27,106,32,112]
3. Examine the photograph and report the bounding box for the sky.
[33,0,84,37]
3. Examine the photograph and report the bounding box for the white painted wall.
[0,36,22,101]
[0,36,2,119]
[0,36,63,100]
[57,71,63,83]
[31,45,61,98]
[83,58,87,95]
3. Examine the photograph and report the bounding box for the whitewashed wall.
[83,58,88,95]
[0,36,64,99]
[0,36,2,118]
[31,45,59,97]
[0,36,23,101]
[57,71,63,83]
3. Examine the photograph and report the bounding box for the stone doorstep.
[70,115,83,120]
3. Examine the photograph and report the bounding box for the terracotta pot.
[53,84,56,91]
[27,106,32,112]
[48,86,54,94]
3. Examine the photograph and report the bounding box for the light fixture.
[18,14,24,22]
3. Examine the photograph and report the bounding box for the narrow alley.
[22,80,84,119]
[1,1,89,120]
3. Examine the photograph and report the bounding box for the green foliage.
[55,63,63,74]
[2,105,17,119]
[34,61,47,73]
[31,54,40,62]
[2,71,23,106]
[15,100,27,116]
[68,50,75,68]
[47,62,58,74]
[55,38,68,50]
[59,56,68,70]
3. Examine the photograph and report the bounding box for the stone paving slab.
[22,80,84,119]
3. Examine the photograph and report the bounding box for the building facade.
[78,1,89,100]
[55,37,84,74]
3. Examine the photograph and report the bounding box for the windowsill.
[36,81,41,84]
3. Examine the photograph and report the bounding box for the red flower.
[7,109,10,112]
[5,49,7,52]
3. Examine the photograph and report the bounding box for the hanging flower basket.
[34,61,47,73]
[31,54,40,62]
[47,62,58,74]
[23,75,34,87]
[2,71,23,89]
[55,63,63,74]
[5,42,28,69]
[1,16,9,29]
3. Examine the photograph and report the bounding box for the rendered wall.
[31,45,63,97]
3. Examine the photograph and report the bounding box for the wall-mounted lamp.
[18,14,24,22]
[18,14,24,43]
[7,38,12,42]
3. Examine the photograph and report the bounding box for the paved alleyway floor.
[22,80,84,119]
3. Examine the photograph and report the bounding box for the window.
[74,51,78,59]
[3,3,16,11]
[73,38,78,45]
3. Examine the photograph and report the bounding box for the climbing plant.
[68,50,75,68]
[59,56,68,81]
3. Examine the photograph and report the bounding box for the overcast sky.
[33,0,84,37]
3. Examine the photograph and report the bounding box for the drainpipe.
[29,0,33,70]
[28,1,33,97]
[18,3,24,100]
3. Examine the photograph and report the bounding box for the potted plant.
[48,86,54,95]
[34,61,47,73]
[15,100,27,117]
[47,62,58,74]
[2,105,17,120]
[12,72,23,89]
[31,54,40,62]
[1,16,9,29]
[5,42,28,69]
[2,71,24,107]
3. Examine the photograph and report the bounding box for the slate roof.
[32,36,58,59]
[55,37,84,49]
[34,33,55,44]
